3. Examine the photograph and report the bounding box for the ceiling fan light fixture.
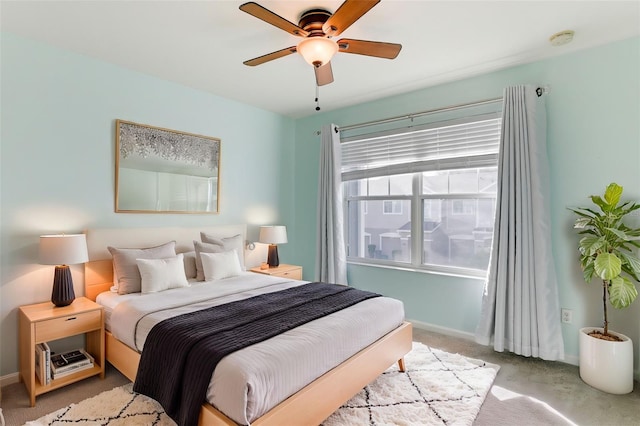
[297,37,338,67]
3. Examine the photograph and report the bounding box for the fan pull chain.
[315,85,321,111]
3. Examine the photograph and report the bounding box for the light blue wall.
[292,37,640,367]
[2,32,639,378]
[0,33,296,376]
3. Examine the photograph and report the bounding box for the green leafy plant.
[571,183,640,339]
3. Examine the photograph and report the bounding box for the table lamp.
[259,226,287,267]
[39,234,89,307]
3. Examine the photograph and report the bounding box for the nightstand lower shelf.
[33,364,103,395]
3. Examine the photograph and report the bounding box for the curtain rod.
[336,97,502,133]
[315,86,549,135]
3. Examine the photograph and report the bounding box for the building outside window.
[383,200,403,215]
[341,111,501,277]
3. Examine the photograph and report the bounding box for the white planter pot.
[579,327,633,394]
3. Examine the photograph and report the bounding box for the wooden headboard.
[85,259,114,301]
[83,225,258,301]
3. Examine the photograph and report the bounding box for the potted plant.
[571,182,640,394]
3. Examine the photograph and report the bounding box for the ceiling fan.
[239,0,402,86]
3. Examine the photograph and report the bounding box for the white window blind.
[341,114,501,181]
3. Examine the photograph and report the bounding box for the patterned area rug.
[324,342,500,425]
[26,342,499,426]
[24,383,174,426]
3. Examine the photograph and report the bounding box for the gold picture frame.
[115,120,221,214]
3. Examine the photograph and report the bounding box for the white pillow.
[200,250,242,281]
[136,254,190,294]
[193,240,225,281]
[200,232,246,271]
[108,241,176,294]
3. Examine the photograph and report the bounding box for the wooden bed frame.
[84,227,412,426]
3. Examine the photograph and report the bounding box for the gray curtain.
[315,123,348,285]
[475,85,565,361]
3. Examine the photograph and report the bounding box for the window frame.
[341,112,501,279]
[344,173,495,278]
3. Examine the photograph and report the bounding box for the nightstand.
[250,264,303,280]
[18,297,105,406]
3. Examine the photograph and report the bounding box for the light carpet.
[26,342,499,426]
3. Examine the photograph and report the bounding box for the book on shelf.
[51,361,94,380]
[35,343,46,385]
[43,342,51,384]
[50,349,94,375]
[36,343,52,385]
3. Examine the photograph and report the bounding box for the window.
[383,200,403,215]
[451,199,475,215]
[342,112,501,277]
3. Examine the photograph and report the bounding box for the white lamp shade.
[39,234,89,265]
[259,226,288,245]
[296,37,338,66]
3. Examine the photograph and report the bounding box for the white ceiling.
[2,1,639,118]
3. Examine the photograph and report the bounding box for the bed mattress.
[96,272,405,425]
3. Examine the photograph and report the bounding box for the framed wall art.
[115,120,221,214]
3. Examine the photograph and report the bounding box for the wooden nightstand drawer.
[272,269,302,280]
[250,264,303,280]
[35,310,101,343]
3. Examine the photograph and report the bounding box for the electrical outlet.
[561,308,573,324]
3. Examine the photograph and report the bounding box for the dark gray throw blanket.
[133,282,381,426]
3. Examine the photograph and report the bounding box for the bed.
[84,225,412,426]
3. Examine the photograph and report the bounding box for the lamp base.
[51,265,75,307]
[267,244,280,267]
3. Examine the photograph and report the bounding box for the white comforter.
[98,273,405,425]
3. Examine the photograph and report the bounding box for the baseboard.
[409,318,476,341]
[408,319,640,379]
[0,372,20,388]
[410,318,583,364]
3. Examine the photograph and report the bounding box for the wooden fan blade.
[239,2,309,37]
[323,0,380,37]
[243,46,297,66]
[337,38,401,59]
[315,62,334,86]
